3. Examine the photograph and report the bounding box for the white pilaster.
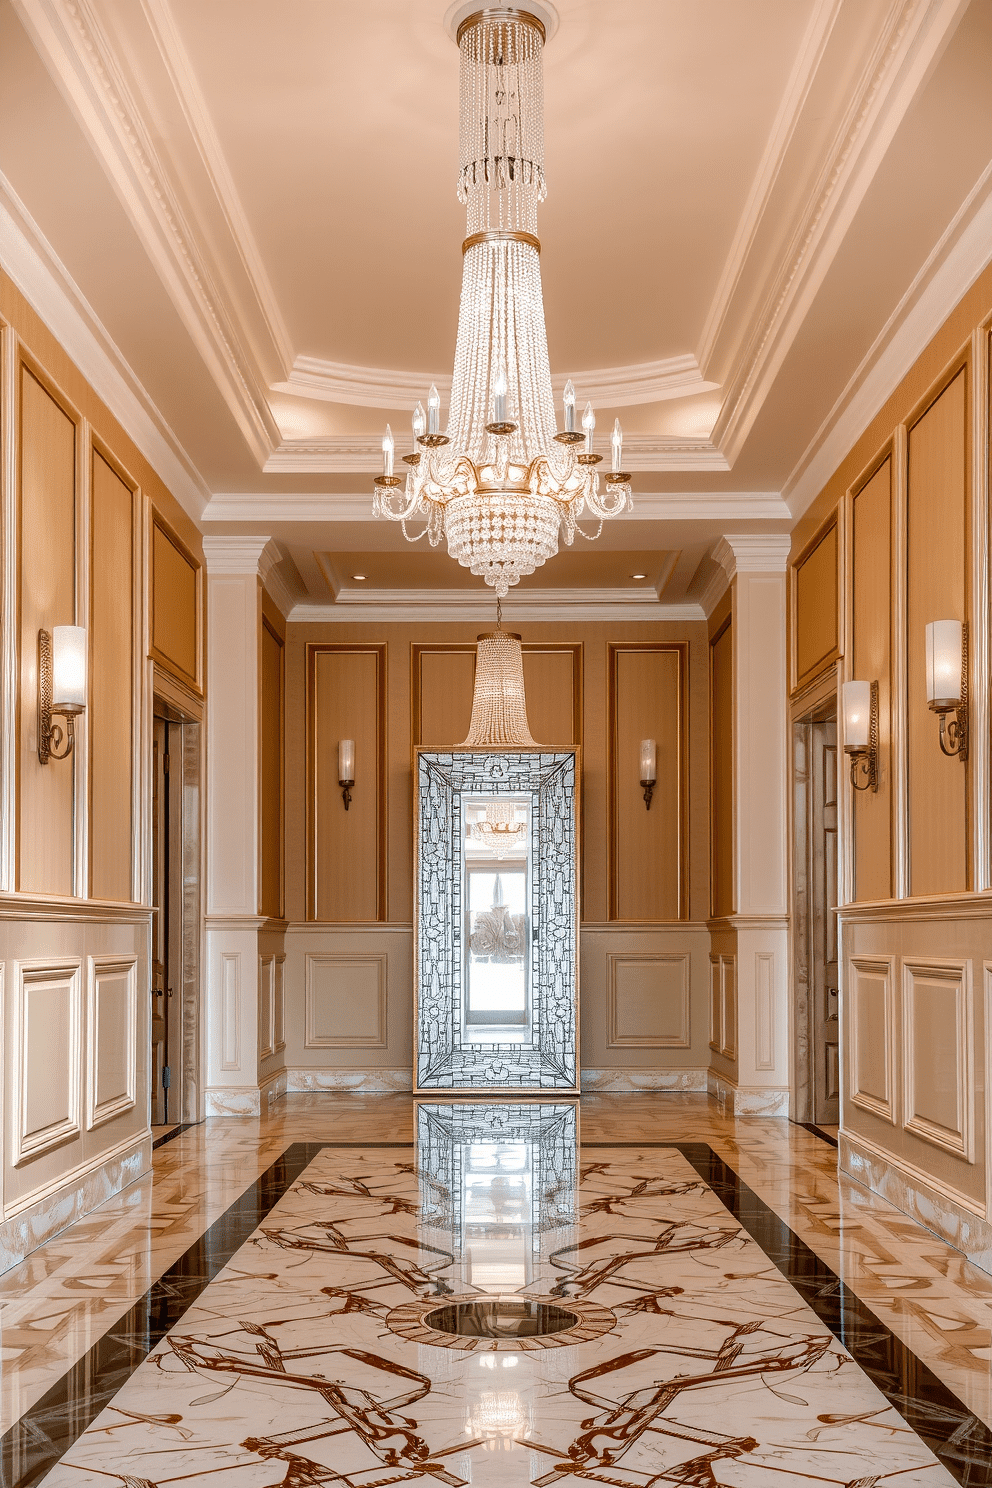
[202,536,278,1115]
[710,534,792,1116]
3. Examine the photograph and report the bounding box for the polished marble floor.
[4,1094,992,1486]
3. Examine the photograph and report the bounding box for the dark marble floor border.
[150,1121,200,1150]
[3,1137,989,1487]
[792,1119,840,1148]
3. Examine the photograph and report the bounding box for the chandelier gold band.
[477,631,522,641]
[456,9,547,46]
[462,230,541,256]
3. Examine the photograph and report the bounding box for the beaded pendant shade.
[373,7,633,598]
[460,630,538,746]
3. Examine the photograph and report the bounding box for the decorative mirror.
[414,750,579,1093]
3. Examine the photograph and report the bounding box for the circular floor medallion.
[385,1292,615,1351]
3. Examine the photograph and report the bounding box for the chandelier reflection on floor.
[373,7,632,597]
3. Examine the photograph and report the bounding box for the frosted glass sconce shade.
[924,620,968,760]
[51,626,87,711]
[38,625,86,764]
[841,679,878,792]
[640,738,657,810]
[925,620,963,707]
[338,739,355,810]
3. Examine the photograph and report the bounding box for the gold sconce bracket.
[930,622,968,762]
[37,629,80,765]
[846,679,879,792]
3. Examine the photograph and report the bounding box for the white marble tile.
[44,1139,956,1486]
[286,1066,414,1092]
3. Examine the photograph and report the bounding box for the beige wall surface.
[709,618,733,919]
[0,270,205,1269]
[791,263,992,1258]
[281,618,712,1080]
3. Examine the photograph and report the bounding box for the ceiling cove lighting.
[373,6,632,598]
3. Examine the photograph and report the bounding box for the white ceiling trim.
[706,0,971,466]
[261,432,730,475]
[0,168,209,517]
[290,591,705,624]
[200,490,790,524]
[11,0,282,465]
[785,160,992,516]
[274,352,719,411]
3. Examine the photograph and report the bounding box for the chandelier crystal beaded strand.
[373,7,632,598]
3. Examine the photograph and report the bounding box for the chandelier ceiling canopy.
[374,5,633,598]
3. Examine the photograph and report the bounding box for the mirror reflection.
[463,795,531,1043]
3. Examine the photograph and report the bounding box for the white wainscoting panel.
[755,951,775,1069]
[259,955,274,1060]
[86,955,137,1131]
[220,952,240,1070]
[849,955,897,1123]
[305,954,388,1049]
[709,955,722,1053]
[274,954,286,1053]
[606,953,690,1048]
[13,959,82,1165]
[720,955,737,1060]
[902,957,974,1160]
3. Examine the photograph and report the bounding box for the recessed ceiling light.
[352,574,367,580]
[631,573,647,580]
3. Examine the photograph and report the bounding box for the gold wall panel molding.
[304,952,387,1049]
[792,516,839,693]
[85,954,137,1131]
[306,642,387,922]
[708,952,736,1060]
[606,952,690,1049]
[12,957,82,1166]
[848,954,897,1125]
[607,642,687,922]
[150,514,203,693]
[259,954,275,1060]
[709,619,734,919]
[901,956,974,1162]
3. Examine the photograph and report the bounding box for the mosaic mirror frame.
[414,750,579,1093]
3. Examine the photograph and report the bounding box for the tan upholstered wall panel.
[906,369,967,896]
[307,644,386,922]
[90,451,134,903]
[260,618,284,919]
[19,366,77,896]
[710,620,733,918]
[608,644,684,920]
[851,459,892,902]
[414,648,475,746]
[151,520,200,689]
[794,522,838,687]
[522,647,582,747]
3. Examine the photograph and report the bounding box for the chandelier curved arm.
[586,481,633,519]
[373,483,424,522]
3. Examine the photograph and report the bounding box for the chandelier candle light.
[373,7,633,597]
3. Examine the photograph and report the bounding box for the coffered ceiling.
[1,0,990,615]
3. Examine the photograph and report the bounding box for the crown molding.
[202,535,279,576]
[713,534,792,578]
[200,489,790,524]
[705,0,971,466]
[785,159,992,516]
[697,563,731,619]
[289,590,706,625]
[262,432,730,475]
[274,352,718,411]
[0,168,208,518]
[11,0,282,464]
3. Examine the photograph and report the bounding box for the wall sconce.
[841,679,878,791]
[38,626,87,764]
[338,739,355,810]
[639,738,657,810]
[925,620,968,761]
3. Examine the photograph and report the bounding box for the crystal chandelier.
[472,800,527,858]
[460,624,538,746]
[373,7,632,598]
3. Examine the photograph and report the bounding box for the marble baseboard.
[0,1134,150,1276]
[286,1067,414,1093]
[263,1069,287,1110]
[840,1130,992,1275]
[205,1070,289,1117]
[581,1067,708,1093]
[707,1070,790,1117]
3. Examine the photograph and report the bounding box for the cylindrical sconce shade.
[925,620,963,707]
[338,739,355,782]
[51,625,87,711]
[639,738,657,783]
[841,680,871,751]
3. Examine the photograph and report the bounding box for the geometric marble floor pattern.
[34,1106,966,1487]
